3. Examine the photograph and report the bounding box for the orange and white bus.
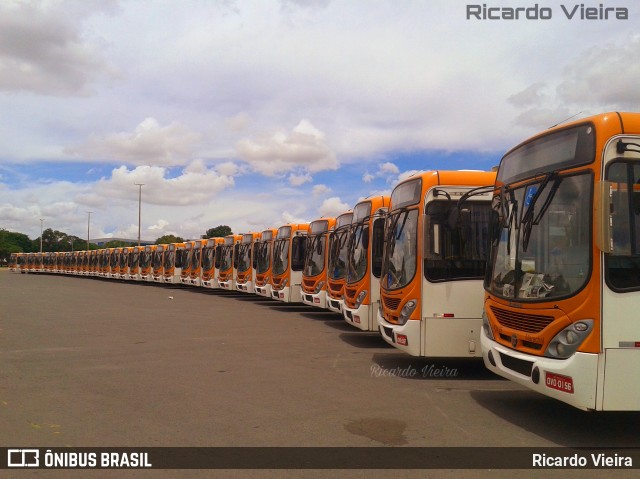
[301,217,336,308]
[42,252,53,273]
[163,242,187,284]
[343,196,390,329]
[88,250,98,276]
[8,253,18,272]
[482,112,640,411]
[139,245,155,281]
[17,252,28,273]
[236,232,261,293]
[187,240,206,286]
[270,223,310,302]
[151,244,166,283]
[326,211,353,314]
[201,238,224,288]
[110,249,122,278]
[51,252,61,274]
[254,228,278,298]
[377,170,496,356]
[218,234,242,290]
[78,251,90,276]
[127,246,144,280]
[117,247,132,280]
[31,252,43,273]
[98,249,112,277]
[180,241,197,285]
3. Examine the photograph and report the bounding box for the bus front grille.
[382,296,401,311]
[490,306,554,333]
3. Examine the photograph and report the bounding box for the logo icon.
[8,449,40,468]
[511,334,518,348]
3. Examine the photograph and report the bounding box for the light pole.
[39,218,44,253]
[134,183,144,246]
[87,211,93,250]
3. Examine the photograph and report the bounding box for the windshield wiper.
[458,184,495,209]
[521,173,563,252]
[499,187,518,256]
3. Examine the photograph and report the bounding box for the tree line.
[0,225,232,264]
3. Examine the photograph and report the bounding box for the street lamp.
[87,211,93,250]
[39,218,44,253]
[134,183,144,246]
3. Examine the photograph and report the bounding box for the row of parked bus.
[8,112,640,412]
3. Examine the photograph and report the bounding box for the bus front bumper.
[272,286,290,302]
[480,329,598,411]
[343,303,375,331]
[377,310,421,356]
[255,284,272,298]
[236,281,254,293]
[301,290,327,309]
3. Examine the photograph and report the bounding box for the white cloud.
[77,161,234,207]
[281,210,309,224]
[225,112,250,132]
[0,1,118,96]
[236,119,338,176]
[317,196,350,218]
[288,173,312,186]
[66,118,202,166]
[379,162,399,175]
[312,184,331,196]
[364,161,403,184]
[148,219,170,231]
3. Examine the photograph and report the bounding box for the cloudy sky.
[1,0,638,241]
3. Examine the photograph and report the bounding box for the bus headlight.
[314,281,325,294]
[482,310,495,341]
[397,300,417,326]
[544,320,594,359]
[355,290,367,309]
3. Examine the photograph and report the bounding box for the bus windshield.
[202,246,214,271]
[328,226,350,280]
[237,243,252,273]
[152,250,163,270]
[190,247,201,270]
[304,235,326,277]
[163,250,175,270]
[485,172,591,300]
[346,222,368,284]
[219,245,233,272]
[381,208,419,290]
[256,242,272,274]
[140,250,151,269]
[272,238,290,276]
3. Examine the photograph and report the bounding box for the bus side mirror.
[595,180,613,254]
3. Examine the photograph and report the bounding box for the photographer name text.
[533,453,632,468]
[467,3,628,20]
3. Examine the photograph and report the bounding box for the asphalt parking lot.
[2,270,639,478]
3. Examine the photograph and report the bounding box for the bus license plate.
[545,372,574,394]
